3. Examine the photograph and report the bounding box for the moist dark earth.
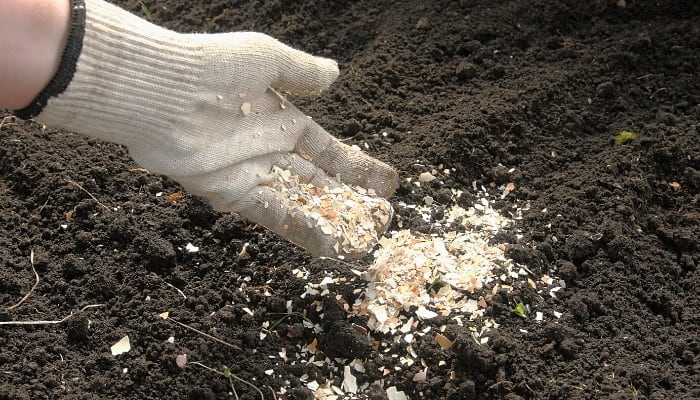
[1,0,699,399]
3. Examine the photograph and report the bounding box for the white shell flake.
[267,166,393,256]
[358,195,519,335]
[240,102,251,116]
[110,335,131,356]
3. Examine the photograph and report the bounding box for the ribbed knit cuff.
[25,0,203,148]
[14,0,86,120]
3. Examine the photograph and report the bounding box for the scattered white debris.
[360,197,515,334]
[500,182,516,199]
[111,335,131,356]
[367,304,389,325]
[264,176,563,398]
[307,380,320,391]
[418,172,436,183]
[351,358,366,373]
[342,366,358,394]
[387,386,409,400]
[319,276,335,287]
[412,367,428,382]
[415,306,438,321]
[268,166,393,256]
[549,286,563,298]
[175,354,187,368]
[241,102,251,116]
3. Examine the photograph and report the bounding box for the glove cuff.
[14,0,86,119]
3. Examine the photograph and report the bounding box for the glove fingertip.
[276,53,339,96]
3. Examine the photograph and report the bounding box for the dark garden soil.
[1,0,699,399]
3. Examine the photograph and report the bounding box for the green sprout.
[138,1,153,22]
[614,130,637,145]
[189,362,264,400]
[513,302,527,318]
[425,272,446,294]
[267,311,314,332]
[347,64,358,75]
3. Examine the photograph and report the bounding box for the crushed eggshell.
[416,306,438,320]
[342,366,358,394]
[175,354,187,368]
[418,172,437,183]
[111,335,131,356]
[360,198,516,334]
[267,166,393,256]
[319,276,335,287]
[387,386,409,400]
[412,367,428,382]
[306,380,320,391]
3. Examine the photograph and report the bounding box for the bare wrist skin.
[0,0,71,109]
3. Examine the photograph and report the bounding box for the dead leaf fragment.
[165,191,184,204]
[669,181,681,191]
[435,333,453,350]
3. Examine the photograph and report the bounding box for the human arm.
[0,0,70,109]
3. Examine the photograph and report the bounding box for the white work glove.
[16,0,398,258]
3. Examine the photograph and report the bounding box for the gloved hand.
[16,0,398,258]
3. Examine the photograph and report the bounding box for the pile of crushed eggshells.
[268,166,393,257]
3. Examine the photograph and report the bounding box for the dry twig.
[6,250,40,311]
[162,279,187,300]
[161,313,241,351]
[0,116,18,130]
[65,179,111,212]
[0,304,104,326]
